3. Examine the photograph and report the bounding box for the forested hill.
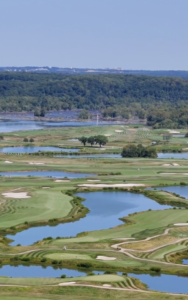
[1,73,188,124]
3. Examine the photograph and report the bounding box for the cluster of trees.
[1,73,188,125]
[79,135,108,147]
[121,144,157,158]
[23,137,34,142]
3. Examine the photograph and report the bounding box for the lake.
[0,170,95,179]
[0,119,114,133]
[6,191,172,246]
[158,153,188,159]
[0,146,79,153]
[154,186,188,198]
[129,273,188,294]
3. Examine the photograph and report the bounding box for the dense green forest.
[1,72,188,127]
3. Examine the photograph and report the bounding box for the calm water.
[55,154,121,158]
[129,273,188,294]
[155,186,188,198]
[0,171,95,178]
[183,259,188,264]
[158,153,188,159]
[7,191,171,246]
[0,265,88,278]
[0,146,79,153]
[0,119,114,133]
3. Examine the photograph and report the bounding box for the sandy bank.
[54,179,70,182]
[96,256,116,261]
[2,192,30,199]
[4,161,13,164]
[78,183,145,188]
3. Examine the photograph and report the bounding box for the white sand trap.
[2,192,30,199]
[103,284,112,287]
[42,187,51,189]
[161,173,188,175]
[174,223,188,226]
[54,179,70,182]
[58,282,75,286]
[96,256,116,261]
[163,164,171,166]
[172,163,179,166]
[78,183,145,188]
[115,130,123,133]
[104,134,112,137]
[168,130,180,134]
[183,148,188,150]
[87,180,101,182]
[4,161,13,164]
[29,162,45,165]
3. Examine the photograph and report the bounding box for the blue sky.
[0,0,188,69]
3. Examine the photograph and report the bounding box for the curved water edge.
[0,146,79,153]
[6,191,172,246]
[0,264,103,278]
[0,170,96,178]
[153,186,188,199]
[128,273,188,294]
[0,119,117,133]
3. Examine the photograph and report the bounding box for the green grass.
[0,186,73,228]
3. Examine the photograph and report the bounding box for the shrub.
[30,138,34,142]
[77,262,92,268]
[61,274,66,278]
[41,258,47,263]
[23,137,28,142]
[150,267,161,273]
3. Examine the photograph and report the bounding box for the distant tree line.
[79,135,108,147]
[121,144,157,158]
[1,73,188,127]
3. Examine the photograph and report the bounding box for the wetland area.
[1,121,188,298]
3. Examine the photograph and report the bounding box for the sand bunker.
[54,179,70,182]
[168,130,180,134]
[42,187,51,189]
[104,134,112,137]
[87,180,101,182]
[161,173,188,175]
[4,161,13,164]
[163,164,171,166]
[29,162,45,165]
[2,192,30,199]
[174,223,188,226]
[96,256,116,261]
[103,284,112,287]
[58,282,76,286]
[115,130,123,133]
[78,183,144,188]
[172,163,179,166]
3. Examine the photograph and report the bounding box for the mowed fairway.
[0,186,73,228]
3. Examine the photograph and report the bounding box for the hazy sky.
[1,0,188,69]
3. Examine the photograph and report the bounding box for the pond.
[154,186,188,199]
[0,265,102,278]
[0,171,96,179]
[0,146,79,153]
[158,153,188,159]
[0,119,114,133]
[6,191,172,246]
[55,154,121,158]
[129,273,188,294]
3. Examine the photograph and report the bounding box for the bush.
[30,138,34,142]
[150,267,161,273]
[23,137,28,142]
[41,258,47,263]
[77,262,92,268]
[61,274,66,278]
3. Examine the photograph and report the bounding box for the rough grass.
[121,236,181,251]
